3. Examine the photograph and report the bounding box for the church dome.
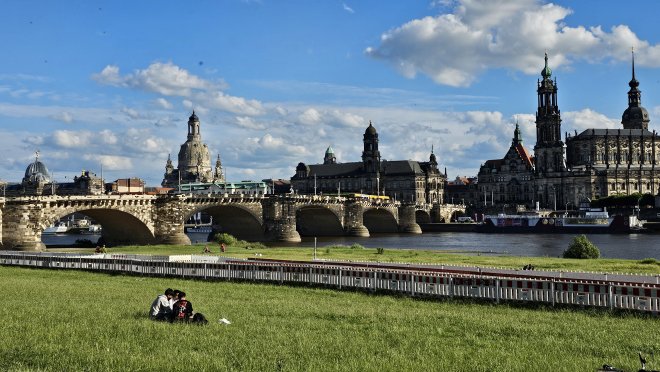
[23,159,51,184]
[365,122,377,135]
[189,110,199,122]
[325,146,334,155]
[622,106,649,122]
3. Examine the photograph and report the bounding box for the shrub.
[639,258,659,265]
[214,233,237,246]
[563,235,600,259]
[376,247,385,255]
[350,243,365,250]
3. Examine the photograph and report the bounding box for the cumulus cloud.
[366,0,660,87]
[121,107,142,120]
[92,62,263,116]
[52,130,93,148]
[203,91,263,116]
[83,154,133,171]
[562,108,620,133]
[93,62,223,96]
[298,108,322,125]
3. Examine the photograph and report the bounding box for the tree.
[563,235,600,259]
[214,233,237,246]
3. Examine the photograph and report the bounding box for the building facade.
[291,122,446,204]
[477,52,660,209]
[162,112,225,188]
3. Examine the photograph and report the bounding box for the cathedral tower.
[324,146,337,164]
[534,53,565,173]
[362,121,381,174]
[622,50,650,130]
[162,112,222,187]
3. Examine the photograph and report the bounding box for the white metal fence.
[1,251,658,314]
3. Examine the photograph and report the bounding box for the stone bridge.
[0,194,464,251]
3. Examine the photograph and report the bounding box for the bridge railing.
[1,252,657,314]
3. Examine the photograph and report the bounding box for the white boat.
[43,222,68,234]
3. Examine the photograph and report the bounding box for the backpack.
[173,300,189,320]
[192,313,208,325]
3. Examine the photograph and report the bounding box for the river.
[42,232,659,260]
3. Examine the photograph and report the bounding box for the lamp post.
[551,185,557,211]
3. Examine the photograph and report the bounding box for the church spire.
[622,47,650,130]
[512,121,523,145]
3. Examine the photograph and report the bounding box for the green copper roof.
[541,52,552,78]
[325,146,334,155]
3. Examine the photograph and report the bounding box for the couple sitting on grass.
[150,288,208,325]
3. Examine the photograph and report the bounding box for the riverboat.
[43,222,69,235]
[479,207,645,234]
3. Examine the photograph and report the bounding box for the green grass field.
[2,265,659,371]
[56,243,660,275]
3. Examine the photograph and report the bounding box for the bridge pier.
[154,196,192,246]
[263,198,301,243]
[398,205,422,234]
[2,202,46,251]
[345,202,370,237]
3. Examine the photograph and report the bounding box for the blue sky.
[2,0,660,186]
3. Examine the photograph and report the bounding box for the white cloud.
[51,111,74,123]
[342,3,354,13]
[121,107,141,120]
[83,154,133,171]
[235,116,266,130]
[366,0,660,87]
[154,97,173,109]
[203,91,263,116]
[52,130,93,148]
[99,129,118,145]
[93,62,225,96]
[562,108,620,133]
[298,108,322,125]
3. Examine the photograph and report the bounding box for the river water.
[42,232,659,260]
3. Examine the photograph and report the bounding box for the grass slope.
[2,266,659,371]
[57,243,660,275]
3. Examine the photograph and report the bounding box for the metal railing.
[1,251,657,314]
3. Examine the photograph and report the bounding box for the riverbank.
[51,243,660,275]
[3,265,658,371]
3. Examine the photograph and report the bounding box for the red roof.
[514,143,533,168]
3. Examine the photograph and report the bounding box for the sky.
[3,0,660,186]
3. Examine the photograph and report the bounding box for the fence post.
[551,280,555,307]
[495,279,500,303]
[279,266,284,284]
[449,276,454,298]
[608,284,613,310]
[411,274,415,297]
[309,266,312,285]
[228,264,232,281]
[339,269,342,290]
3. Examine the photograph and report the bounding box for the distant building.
[162,112,225,188]
[291,122,446,203]
[477,52,660,209]
[6,153,104,196]
[262,178,292,194]
[107,178,145,194]
[445,176,479,206]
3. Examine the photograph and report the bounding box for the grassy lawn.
[54,243,660,275]
[2,265,659,371]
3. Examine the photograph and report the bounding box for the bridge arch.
[295,205,344,237]
[415,210,431,224]
[363,208,398,233]
[189,204,264,241]
[43,208,155,246]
